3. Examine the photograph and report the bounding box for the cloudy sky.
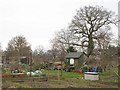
[0,0,119,50]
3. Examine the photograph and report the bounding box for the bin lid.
[85,72,99,75]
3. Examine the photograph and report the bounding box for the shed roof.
[66,52,83,59]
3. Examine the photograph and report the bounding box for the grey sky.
[0,0,119,50]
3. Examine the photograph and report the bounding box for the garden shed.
[20,56,29,65]
[66,52,84,70]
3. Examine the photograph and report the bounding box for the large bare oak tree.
[69,6,116,57]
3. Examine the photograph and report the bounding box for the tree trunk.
[60,59,63,77]
[87,34,94,58]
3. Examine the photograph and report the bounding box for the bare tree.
[33,45,46,65]
[69,6,116,57]
[50,40,65,63]
[53,29,70,49]
[33,45,44,56]
[6,35,31,65]
[51,31,71,76]
[51,28,78,53]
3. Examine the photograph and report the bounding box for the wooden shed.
[66,52,84,71]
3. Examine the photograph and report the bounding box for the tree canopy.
[6,35,31,57]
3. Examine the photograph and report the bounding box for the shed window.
[70,58,74,65]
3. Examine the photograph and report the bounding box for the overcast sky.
[0,0,119,51]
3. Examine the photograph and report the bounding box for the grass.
[99,67,118,83]
[42,70,84,79]
[42,67,118,88]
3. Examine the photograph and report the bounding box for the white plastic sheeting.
[27,70,42,76]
